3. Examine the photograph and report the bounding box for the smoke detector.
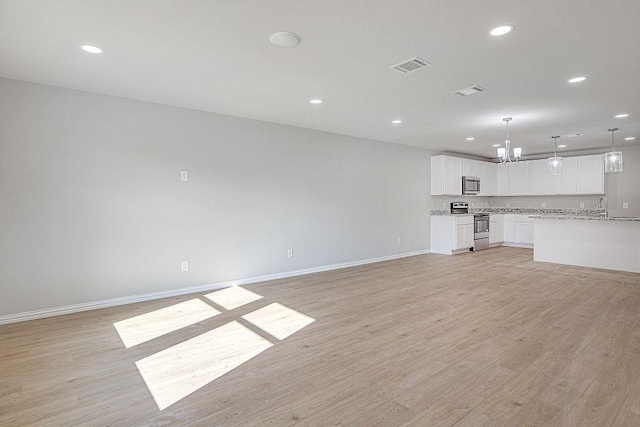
[389,57,433,74]
[451,86,487,96]
[269,32,302,48]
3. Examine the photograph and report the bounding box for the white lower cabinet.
[456,221,474,250]
[489,214,504,244]
[504,214,534,246]
[430,215,474,255]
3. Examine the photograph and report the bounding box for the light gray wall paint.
[490,146,640,216]
[0,78,432,316]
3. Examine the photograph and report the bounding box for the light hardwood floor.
[2,247,640,426]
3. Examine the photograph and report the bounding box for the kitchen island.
[532,215,640,273]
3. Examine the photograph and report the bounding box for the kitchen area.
[429,151,640,273]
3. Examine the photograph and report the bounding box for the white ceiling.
[1,0,639,159]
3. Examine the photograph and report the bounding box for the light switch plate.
[580,203,585,208]
[180,170,189,182]
[542,202,547,208]
[623,202,629,209]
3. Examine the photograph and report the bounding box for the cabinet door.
[515,222,533,244]
[496,164,508,196]
[503,214,515,242]
[445,156,463,195]
[455,225,466,249]
[507,162,530,195]
[490,220,499,243]
[462,159,477,177]
[577,154,605,194]
[477,162,494,196]
[529,159,551,195]
[430,156,445,195]
[552,157,577,195]
[455,224,474,249]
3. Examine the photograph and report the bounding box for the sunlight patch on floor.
[135,320,273,410]
[114,299,220,348]
[204,286,263,310]
[242,302,315,340]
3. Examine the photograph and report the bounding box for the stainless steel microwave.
[462,176,480,195]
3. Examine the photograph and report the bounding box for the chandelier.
[497,117,522,163]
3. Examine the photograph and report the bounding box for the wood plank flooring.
[2,247,640,426]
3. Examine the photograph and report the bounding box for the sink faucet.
[598,196,608,218]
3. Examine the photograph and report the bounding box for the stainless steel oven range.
[473,213,490,251]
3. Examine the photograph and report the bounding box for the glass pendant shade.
[605,151,623,172]
[605,128,623,173]
[513,147,522,158]
[497,147,506,159]
[547,136,563,175]
[548,157,563,175]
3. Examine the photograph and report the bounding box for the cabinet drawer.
[455,216,474,225]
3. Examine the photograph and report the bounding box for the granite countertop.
[529,215,640,222]
[430,208,605,217]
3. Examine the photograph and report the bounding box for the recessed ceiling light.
[490,25,514,36]
[568,76,586,83]
[557,144,567,148]
[391,120,402,124]
[269,32,302,48]
[466,137,475,141]
[309,99,322,104]
[492,144,501,147]
[615,113,629,118]
[80,44,103,54]
[625,137,635,140]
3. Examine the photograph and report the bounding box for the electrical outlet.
[623,202,629,209]
[181,261,189,272]
[442,202,446,208]
[287,249,293,258]
[180,170,189,182]
[507,202,511,208]
[542,202,547,208]
[580,202,585,208]
[397,237,401,244]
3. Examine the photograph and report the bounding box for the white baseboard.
[501,242,534,249]
[0,249,431,325]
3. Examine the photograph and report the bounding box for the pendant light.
[497,117,522,163]
[547,135,563,175]
[604,128,623,173]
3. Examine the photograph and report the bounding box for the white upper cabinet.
[496,164,508,196]
[445,156,463,195]
[529,159,551,195]
[431,155,462,195]
[551,157,577,195]
[576,154,605,194]
[430,156,445,195]
[431,154,602,197]
[507,162,530,196]
[477,161,494,196]
[462,159,477,177]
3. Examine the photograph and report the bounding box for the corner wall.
[0,78,433,317]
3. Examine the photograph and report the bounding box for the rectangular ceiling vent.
[390,57,433,74]
[451,86,487,96]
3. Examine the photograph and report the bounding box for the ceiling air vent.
[451,86,487,96]
[390,57,433,74]
[561,133,582,138]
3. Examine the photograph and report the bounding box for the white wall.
[0,78,432,317]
